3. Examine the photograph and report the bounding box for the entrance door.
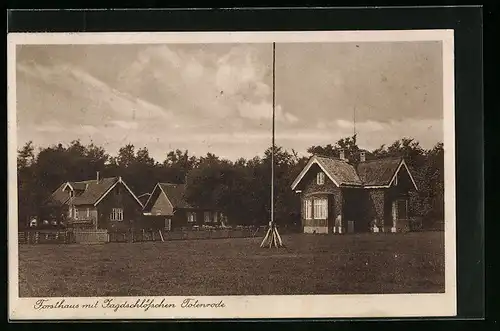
[397,199,408,220]
[328,196,335,234]
[347,221,355,233]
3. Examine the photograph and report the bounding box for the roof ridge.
[70,180,93,184]
[313,154,346,162]
[359,156,403,164]
[72,176,118,183]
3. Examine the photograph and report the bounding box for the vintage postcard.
[8,30,456,320]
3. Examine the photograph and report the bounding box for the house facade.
[49,174,144,231]
[291,151,418,234]
[142,182,222,230]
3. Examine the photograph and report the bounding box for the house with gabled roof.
[49,173,144,230]
[142,182,222,230]
[291,150,418,234]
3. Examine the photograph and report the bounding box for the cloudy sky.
[16,41,443,161]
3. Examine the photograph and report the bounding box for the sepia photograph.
[8,30,456,319]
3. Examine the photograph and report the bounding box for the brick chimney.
[339,149,345,161]
[360,151,366,162]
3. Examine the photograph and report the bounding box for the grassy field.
[18,232,445,297]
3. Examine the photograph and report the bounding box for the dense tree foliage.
[16,136,444,229]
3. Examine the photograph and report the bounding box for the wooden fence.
[18,226,273,245]
[108,227,268,243]
[18,230,74,244]
[18,229,108,244]
[73,229,109,244]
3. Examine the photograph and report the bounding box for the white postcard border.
[8,29,456,320]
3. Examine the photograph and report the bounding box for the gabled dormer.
[62,182,75,198]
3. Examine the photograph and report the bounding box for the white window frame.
[74,207,79,220]
[317,172,325,185]
[304,199,313,220]
[204,212,211,223]
[111,208,124,222]
[86,207,90,218]
[313,198,328,220]
[187,212,196,223]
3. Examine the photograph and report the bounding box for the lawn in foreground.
[18,232,445,297]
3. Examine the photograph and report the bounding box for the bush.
[409,217,423,232]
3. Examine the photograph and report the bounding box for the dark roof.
[158,183,193,209]
[50,177,119,206]
[49,183,71,205]
[137,193,151,205]
[292,154,410,189]
[314,155,362,186]
[356,157,402,186]
[71,182,87,191]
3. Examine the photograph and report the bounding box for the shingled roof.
[356,157,403,187]
[50,177,143,207]
[137,193,152,206]
[314,155,363,186]
[158,183,193,209]
[291,154,417,190]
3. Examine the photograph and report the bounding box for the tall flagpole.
[261,42,283,248]
[271,42,275,226]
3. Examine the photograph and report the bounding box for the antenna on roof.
[353,106,357,137]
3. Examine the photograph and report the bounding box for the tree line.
[17,135,444,229]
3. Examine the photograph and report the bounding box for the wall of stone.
[368,189,385,229]
[301,164,338,195]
